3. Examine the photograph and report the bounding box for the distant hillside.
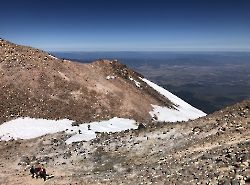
[0,39,205,124]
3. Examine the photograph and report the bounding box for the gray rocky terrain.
[0,99,249,184]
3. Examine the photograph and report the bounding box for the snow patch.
[0,117,138,144]
[129,76,141,87]
[106,75,116,80]
[149,105,204,122]
[48,54,58,60]
[0,118,72,141]
[65,117,138,144]
[140,78,206,122]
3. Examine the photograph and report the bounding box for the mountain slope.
[0,39,205,124]
[0,39,249,185]
[0,96,249,185]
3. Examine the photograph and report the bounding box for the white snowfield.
[141,78,206,122]
[65,118,137,144]
[0,117,138,144]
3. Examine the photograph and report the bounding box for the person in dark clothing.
[40,168,47,181]
[30,166,36,178]
[30,165,50,181]
[35,166,42,178]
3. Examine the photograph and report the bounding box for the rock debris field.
[0,100,249,184]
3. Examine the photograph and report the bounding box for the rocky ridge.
[0,39,174,124]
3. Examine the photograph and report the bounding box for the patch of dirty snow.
[0,117,138,144]
[129,76,141,87]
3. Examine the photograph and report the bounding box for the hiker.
[30,166,36,178]
[40,168,47,181]
[30,165,54,181]
[34,165,42,178]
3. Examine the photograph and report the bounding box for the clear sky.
[1,0,250,51]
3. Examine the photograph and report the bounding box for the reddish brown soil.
[0,39,172,124]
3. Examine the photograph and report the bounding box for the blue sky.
[1,0,250,51]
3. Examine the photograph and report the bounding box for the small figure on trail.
[88,124,91,130]
[40,167,47,181]
[30,166,36,178]
[34,165,42,179]
[30,164,53,181]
